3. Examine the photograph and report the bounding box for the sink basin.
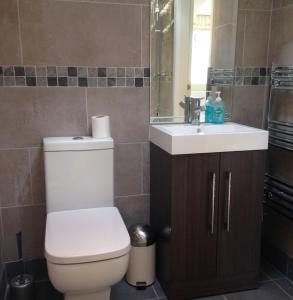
[149,122,269,155]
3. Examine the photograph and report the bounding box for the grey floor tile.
[111,279,157,300]
[34,281,63,300]
[261,260,286,280]
[193,295,225,300]
[224,282,292,300]
[275,278,293,298]
[261,270,272,282]
[153,280,166,298]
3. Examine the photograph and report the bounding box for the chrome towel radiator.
[265,66,293,219]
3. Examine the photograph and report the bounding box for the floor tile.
[261,260,286,280]
[111,279,157,300]
[193,295,225,300]
[275,278,293,298]
[34,281,63,300]
[261,270,272,282]
[153,280,166,298]
[224,282,292,300]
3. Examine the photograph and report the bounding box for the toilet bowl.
[45,207,131,300]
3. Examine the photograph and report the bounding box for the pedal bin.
[126,224,156,288]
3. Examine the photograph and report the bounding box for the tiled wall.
[0,0,150,262]
[232,0,273,129]
[269,0,293,66]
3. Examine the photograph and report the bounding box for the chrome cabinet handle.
[211,172,216,234]
[226,172,232,232]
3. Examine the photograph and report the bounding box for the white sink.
[149,122,269,155]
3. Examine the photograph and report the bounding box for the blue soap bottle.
[212,92,225,124]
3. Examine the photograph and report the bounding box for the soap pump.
[205,91,213,123]
[212,92,225,124]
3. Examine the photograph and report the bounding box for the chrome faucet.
[180,96,203,125]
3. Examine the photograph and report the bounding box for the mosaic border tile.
[208,67,271,86]
[0,66,150,88]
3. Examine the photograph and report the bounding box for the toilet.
[43,136,131,300]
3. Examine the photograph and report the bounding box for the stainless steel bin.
[126,224,156,288]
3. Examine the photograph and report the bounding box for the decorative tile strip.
[272,66,293,89]
[208,67,271,86]
[0,66,150,88]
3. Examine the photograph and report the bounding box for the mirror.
[150,0,238,123]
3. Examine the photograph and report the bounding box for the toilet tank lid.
[43,136,114,151]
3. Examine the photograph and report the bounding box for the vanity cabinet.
[150,143,265,300]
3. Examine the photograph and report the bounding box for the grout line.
[114,193,150,199]
[0,203,45,210]
[140,5,143,67]
[238,8,273,12]
[222,296,229,300]
[273,279,293,300]
[263,258,287,278]
[27,148,34,204]
[241,12,247,66]
[0,146,42,151]
[261,0,273,130]
[140,143,144,194]
[266,0,273,68]
[55,0,149,7]
[16,0,24,65]
[85,88,89,133]
[272,4,293,11]
[152,282,160,299]
[115,141,150,145]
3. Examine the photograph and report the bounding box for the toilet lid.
[45,207,130,264]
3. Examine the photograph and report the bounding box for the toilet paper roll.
[91,115,111,138]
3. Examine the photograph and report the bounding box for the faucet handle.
[184,96,203,105]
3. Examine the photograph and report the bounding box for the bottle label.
[214,107,223,117]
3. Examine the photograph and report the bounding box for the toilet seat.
[45,207,130,265]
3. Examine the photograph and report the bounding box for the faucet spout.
[182,96,203,124]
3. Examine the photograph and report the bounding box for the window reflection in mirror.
[150,0,238,123]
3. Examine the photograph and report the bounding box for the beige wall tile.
[213,0,237,27]
[239,0,272,10]
[61,0,150,4]
[87,88,149,143]
[0,149,32,207]
[0,0,22,64]
[242,10,271,67]
[273,0,293,9]
[142,5,150,67]
[211,24,236,69]
[269,6,293,66]
[232,86,266,129]
[20,0,142,66]
[0,88,87,148]
[115,195,149,228]
[29,148,45,205]
[2,205,46,261]
[115,143,142,196]
[235,10,245,66]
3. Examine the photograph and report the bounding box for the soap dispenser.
[205,91,213,123]
[212,92,225,124]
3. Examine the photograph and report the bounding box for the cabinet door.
[218,151,264,278]
[171,153,220,282]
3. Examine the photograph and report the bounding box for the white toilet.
[43,136,131,300]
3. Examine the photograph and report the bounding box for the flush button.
[73,136,83,140]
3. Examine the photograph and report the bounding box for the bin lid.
[128,224,155,247]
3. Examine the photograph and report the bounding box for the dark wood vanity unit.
[150,143,266,300]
